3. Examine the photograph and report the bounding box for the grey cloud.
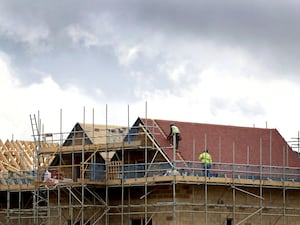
[1,0,300,101]
[2,1,300,53]
[128,1,300,75]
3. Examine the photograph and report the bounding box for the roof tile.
[140,118,300,167]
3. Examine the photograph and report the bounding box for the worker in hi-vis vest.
[199,149,213,177]
[167,123,181,150]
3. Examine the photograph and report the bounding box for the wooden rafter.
[0,140,58,175]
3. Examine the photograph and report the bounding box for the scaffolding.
[0,106,299,225]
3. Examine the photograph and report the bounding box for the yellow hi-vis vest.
[171,125,180,134]
[199,152,212,164]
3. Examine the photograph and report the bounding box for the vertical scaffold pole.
[30,113,41,225]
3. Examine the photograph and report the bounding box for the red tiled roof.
[139,118,300,167]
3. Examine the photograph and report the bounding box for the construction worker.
[199,149,213,178]
[167,123,181,150]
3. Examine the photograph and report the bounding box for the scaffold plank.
[40,140,141,153]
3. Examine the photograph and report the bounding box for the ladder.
[29,114,42,171]
[151,119,188,170]
[30,114,41,143]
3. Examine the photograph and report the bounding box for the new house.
[0,117,299,225]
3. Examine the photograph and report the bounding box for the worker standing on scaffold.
[199,149,213,178]
[167,123,181,150]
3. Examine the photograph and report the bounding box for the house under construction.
[0,115,299,225]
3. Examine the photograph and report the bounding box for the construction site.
[0,109,299,225]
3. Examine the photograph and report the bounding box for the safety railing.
[0,170,35,185]
[87,161,300,183]
[4,161,299,186]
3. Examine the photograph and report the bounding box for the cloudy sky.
[0,1,300,147]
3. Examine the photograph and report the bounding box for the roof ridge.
[141,118,278,131]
